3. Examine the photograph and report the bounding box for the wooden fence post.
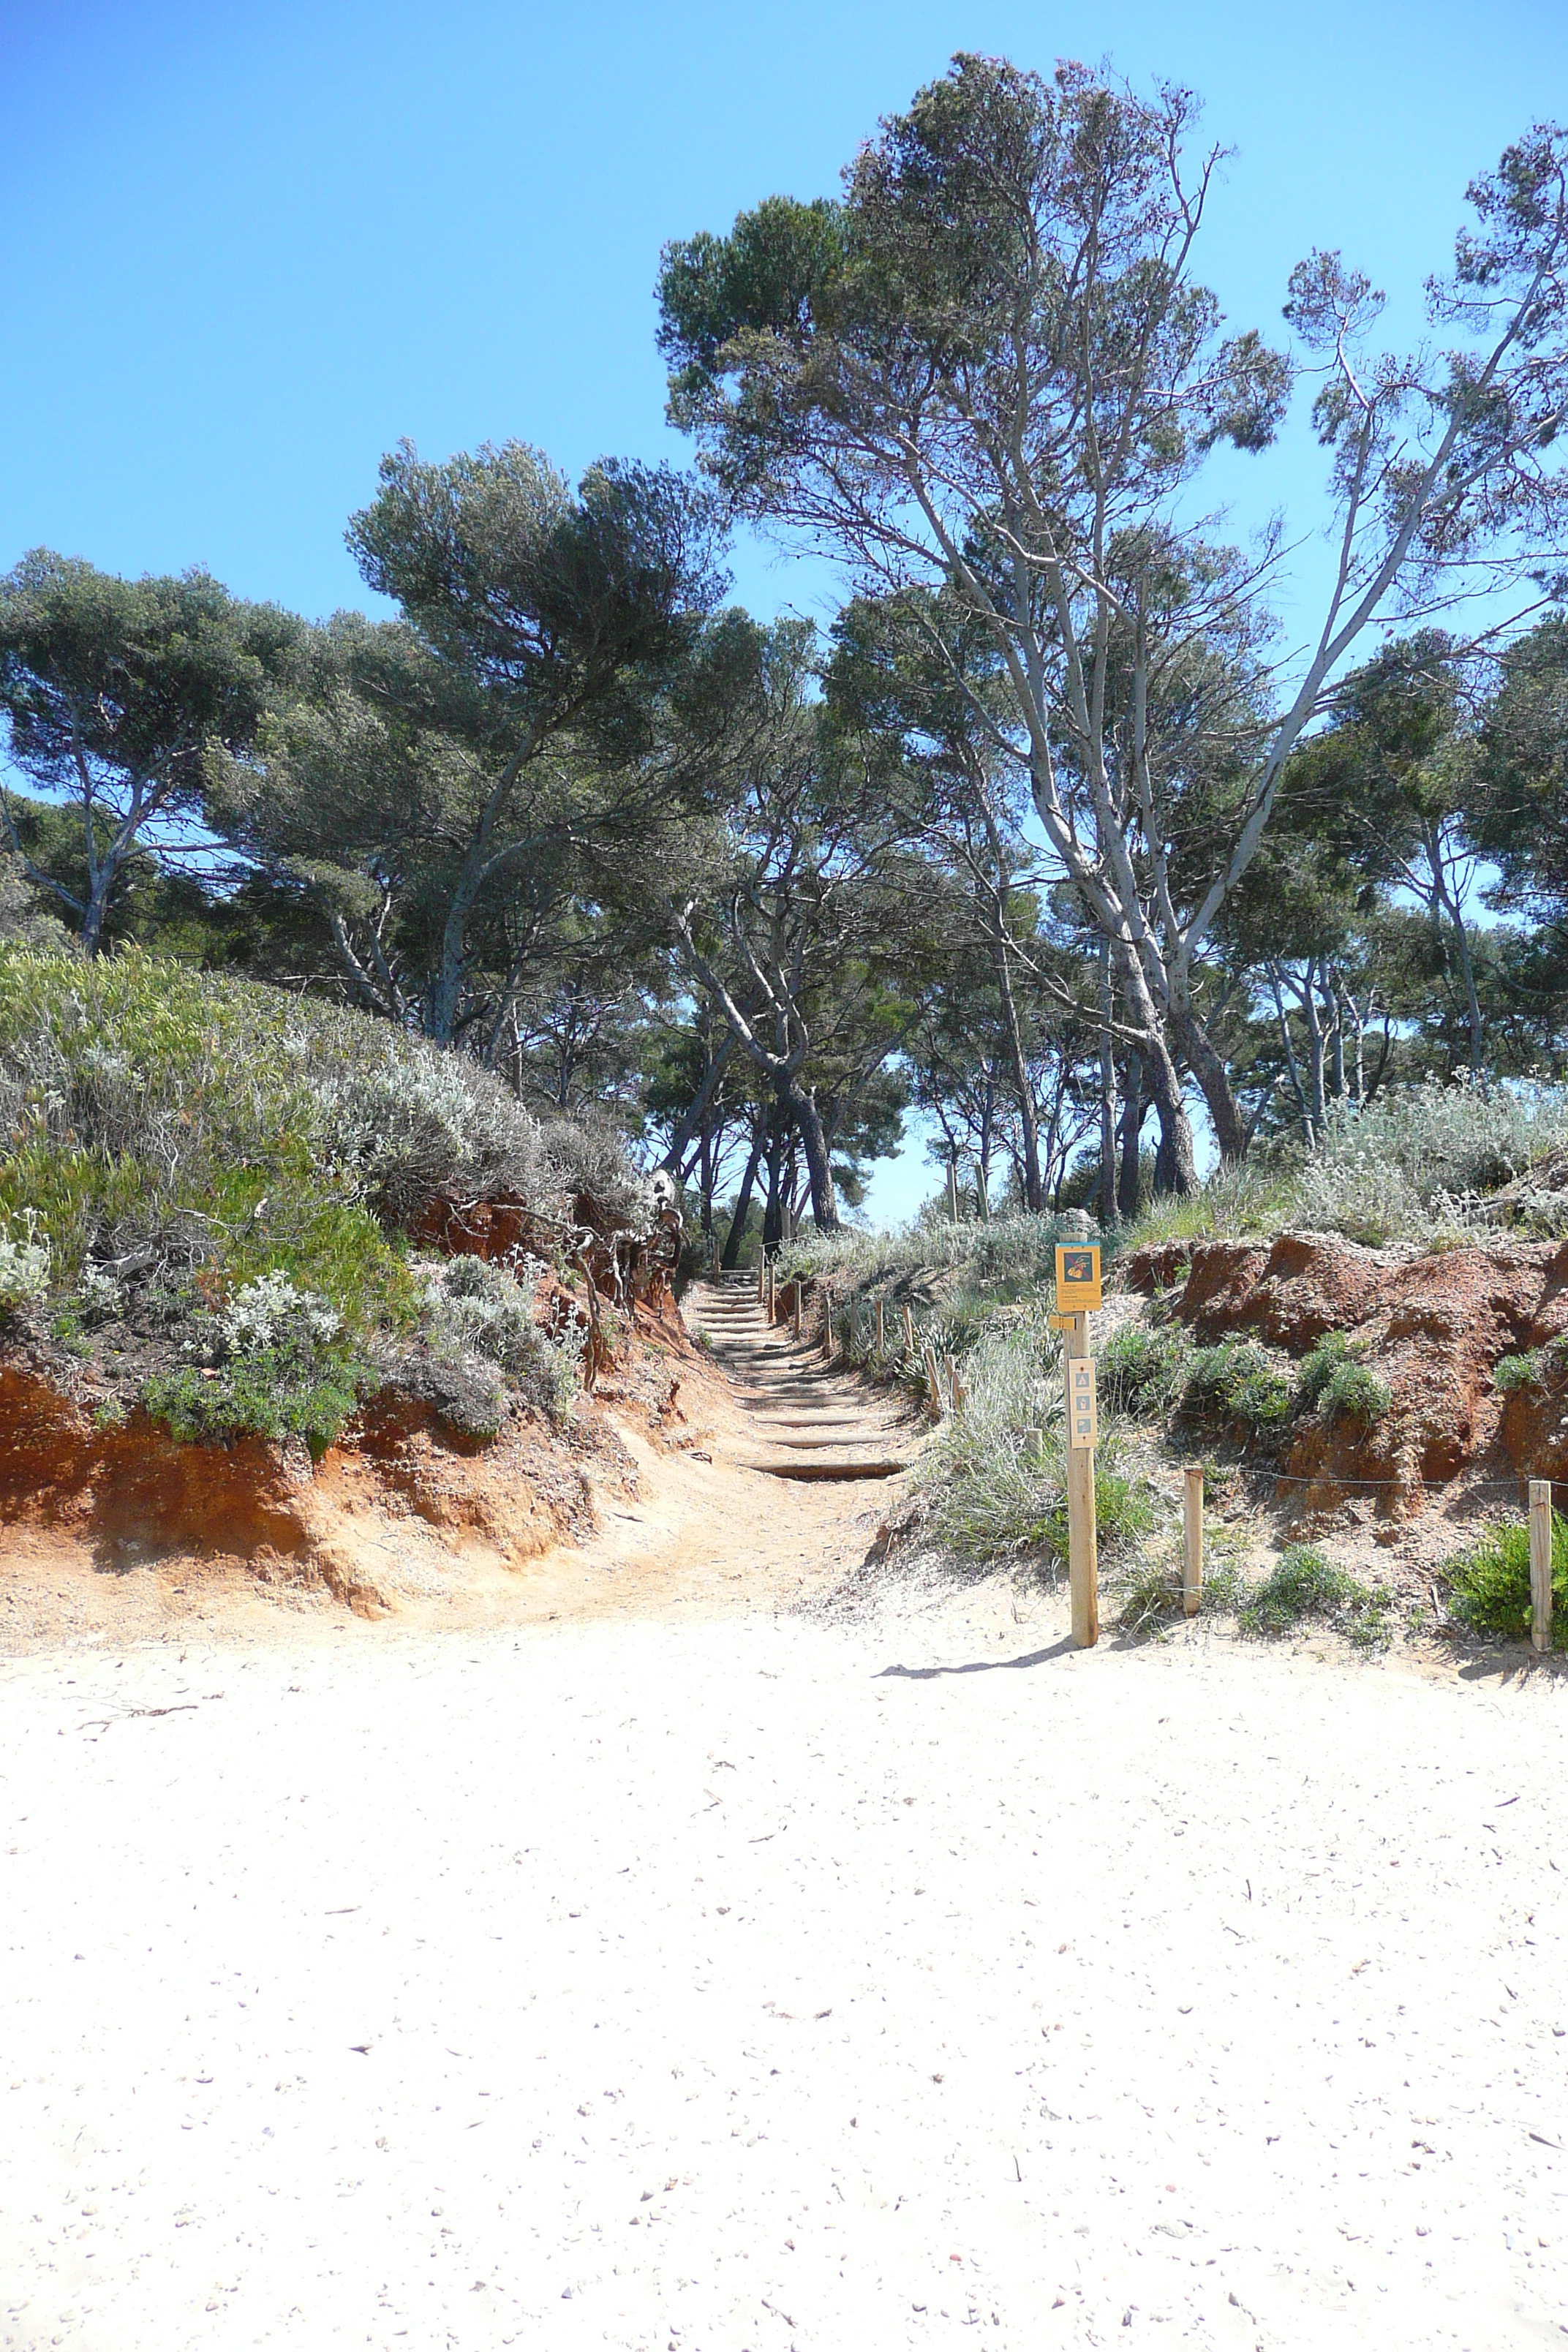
[1183,1464,1204,1618]
[1064,1313,1099,1648]
[792,1284,802,1341]
[902,1303,915,1357]
[923,1341,944,1417]
[946,1157,960,1224]
[822,1297,834,1361]
[875,1297,886,1356]
[1530,1478,1553,1655]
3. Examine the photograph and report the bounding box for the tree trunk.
[1143,1031,1197,1196]
[721,1122,765,1270]
[788,1085,840,1232]
[761,1113,787,1251]
[1097,938,1117,1228]
[1169,996,1246,1166]
[991,932,1044,1211]
[1117,1050,1145,1221]
[659,1028,737,1173]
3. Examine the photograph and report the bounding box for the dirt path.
[2,1294,1567,2349]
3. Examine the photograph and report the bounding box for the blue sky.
[3,0,1564,1218]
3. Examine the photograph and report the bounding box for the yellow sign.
[1066,1355,1098,1450]
[1055,1243,1101,1314]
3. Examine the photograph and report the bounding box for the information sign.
[1054,1243,1101,1314]
[1066,1354,1098,1450]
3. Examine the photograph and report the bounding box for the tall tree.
[209,445,753,1047]
[0,553,304,953]
[657,56,1568,1183]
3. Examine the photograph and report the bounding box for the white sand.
[3,1591,1566,2351]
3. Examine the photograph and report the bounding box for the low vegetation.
[0,945,648,1448]
[1445,1512,1568,1648]
[1237,1546,1395,1651]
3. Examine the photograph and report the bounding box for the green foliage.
[1319,1360,1391,1422]
[1181,1341,1293,1437]
[1294,1330,1351,1409]
[1445,1513,1568,1648]
[144,1343,370,1456]
[1492,1352,1542,1392]
[0,945,647,1444]
[421,1254,583,1422]
[1237,1546,1394,1649]
[1295,1331,1390,1422]
[1100,1319,1189,1416]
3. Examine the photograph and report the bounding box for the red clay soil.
[1125,1232,1568,1513]
[0,1303,704,1617]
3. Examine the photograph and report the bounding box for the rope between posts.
[1253,1471,1548,1493]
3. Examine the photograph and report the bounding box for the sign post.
[1055,1245,1101,1648]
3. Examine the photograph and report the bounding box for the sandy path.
[3,1583,1567,2351]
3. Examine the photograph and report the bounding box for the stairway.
[684,1274,916,1482]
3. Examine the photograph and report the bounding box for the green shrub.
[143,1341,370,1455]
[1445,1513,1568,1648]
[1492,1352,1542,1392]
[1100,1319,1188,1416]
[1182,1341,1293,1437]
[1237,1545,1394,1650]
[420,1254,583,1421]
[1295,1330,1352,1410]
[1318,1359,1391,1423]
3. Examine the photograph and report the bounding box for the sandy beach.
[3,1575,1566,2351]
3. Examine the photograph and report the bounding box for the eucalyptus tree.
[0,552,305,953]
[657,55,1568,1183]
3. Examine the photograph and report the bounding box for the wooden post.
[1023,1424,1042,1458]
[791,1283,802,1341]
[822,1297,834,1361]
[766,1258,775,1322]
[1064,1312,1099,1648]
[1183,1464,1204,1618]
[875,1297,886,1356]
[1530,1478,1553,1654]
[946,1156,960,1224]
[923,1342,944,1417]
[948,1358,965,1414]
[756,1250,765,1303]
[902,1303,915,1357]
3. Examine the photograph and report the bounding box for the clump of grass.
[1237,1545,1394,1650]
[911,1311,1156,1568]
[1113,1552,1250,1640]
[1120,1159,1292,1248]
[1445,1512,1568,1648]
[1181,1341,1293,1439]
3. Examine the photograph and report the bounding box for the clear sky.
[3,0,1564,1218]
